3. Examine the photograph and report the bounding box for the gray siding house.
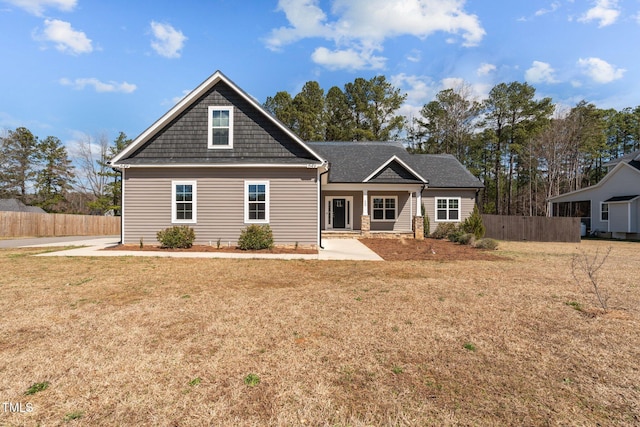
[548,150,640,239]
[110,71,483,247]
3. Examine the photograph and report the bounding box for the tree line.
[0,128,130,214]
[264,76,640,216]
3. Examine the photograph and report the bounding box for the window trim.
[171,180,197,224]
[435,197,461,222]
[207,106,234,149]
[244,180,270,224]
[370,195,397,222]
[600,202,609,222]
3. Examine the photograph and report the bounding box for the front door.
[333,198,346,228]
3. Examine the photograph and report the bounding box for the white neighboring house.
[548,150,640,239]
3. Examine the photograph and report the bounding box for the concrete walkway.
[12,236,383,261]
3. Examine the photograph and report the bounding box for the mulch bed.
[103,244,318,254]
[359,237,505,261]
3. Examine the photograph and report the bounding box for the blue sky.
[0,0,638,152]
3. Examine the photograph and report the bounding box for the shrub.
[431,222,458,239]
[238,224,274,250]
[421,204,430,237]
[461,205,485,239]
[473,238,499,250]
[457,233,476,246]
[156,225,196,249]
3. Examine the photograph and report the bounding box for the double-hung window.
[436,197,460,221]
[371,196,396,221]
[208,106,233,149]
[172,181,196,223]
[601,203,609,221]
[245,181,269,223]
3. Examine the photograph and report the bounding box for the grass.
[0,240,639,425]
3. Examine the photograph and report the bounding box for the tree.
[344,76,406,141]
[324,86,354,141]
[264,91,296,130]
[292,81,325,141]
[412,84,481,164]
[481,82,553,214]
[80,132,131,215]
[75,133,111,214]
[35,136,75,212]
[0,127,39,200]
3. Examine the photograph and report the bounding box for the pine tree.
[35,136,75,212]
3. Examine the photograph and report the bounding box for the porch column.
[414,188,424,240]
[362,190,368,216]
[361,189,370,236]
[416,189,422,214]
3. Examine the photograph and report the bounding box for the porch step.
[322,231,415,239]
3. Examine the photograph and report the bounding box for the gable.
[111,71,324,166]
[366,159,423,183]
[549,161,640,202]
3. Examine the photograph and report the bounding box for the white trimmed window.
[245,181,269,223]
[436,197,460,221]
[172,181,196,223]
[208,106,233,149]
[371,196,396,221]
[600,202,609,221]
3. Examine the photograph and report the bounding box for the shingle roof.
[0,198,46,213]
[604,150,640,168]
[307,141,483,188]
[604,195,639,202]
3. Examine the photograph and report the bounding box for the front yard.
[0,240,638,425]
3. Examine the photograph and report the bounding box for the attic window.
[208,106,234,149]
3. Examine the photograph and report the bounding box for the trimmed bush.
[474,238,499,250]
[461,205,485,239]
[157,225,196,249]
[431,222,458,239]
[238,224,274,250]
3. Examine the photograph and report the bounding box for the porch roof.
[308,141,483,188]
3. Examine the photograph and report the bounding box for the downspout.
[318,163,330,250]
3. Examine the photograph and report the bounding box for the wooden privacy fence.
[481,214,580,242]
[0,212,120,238]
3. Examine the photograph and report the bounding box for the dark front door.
[333,198,346,229]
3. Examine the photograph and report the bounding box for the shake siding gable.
[127,81,314,162]
[123,168,318,246]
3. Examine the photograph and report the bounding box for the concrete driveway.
[4,236,382,261]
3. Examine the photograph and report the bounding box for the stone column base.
[413,216,424,240]
[361,215,371,237]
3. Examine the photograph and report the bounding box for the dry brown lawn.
[0,239,639,426]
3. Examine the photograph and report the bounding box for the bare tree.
[571,246,612,312]
[73,133,110,212]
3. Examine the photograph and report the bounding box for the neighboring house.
[548,150,640,239]
[0,198,46,213]
[109,71,482,247]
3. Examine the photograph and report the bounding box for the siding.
[320,190,413,232]
[421,189,477,234]
[128,81,315,162]
[123,167,318,246]
[368,161,422,183]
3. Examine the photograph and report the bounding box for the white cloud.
[60,77,137,93]
[525,61,559,84]
[38,19,92,55]
[577,57,625,83]
[266,0,485,71]
[578,0,620,27]
[477,62,496,76]
[535,1,560,17]
[311,46,386,70]
[3,0,75,16]
[150,21,187,58]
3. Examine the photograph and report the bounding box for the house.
[0,198,46,213]
[109,71,482,247]
[548,150,640,239]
